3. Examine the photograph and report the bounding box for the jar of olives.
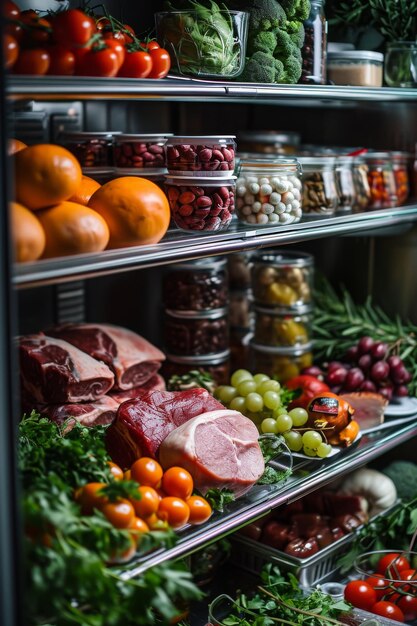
[164,308,229,356]
[163,257,228,312]
[251,250,314,308]
[250,342,314,382]
[162,350,231,385]
[254,305,312,347]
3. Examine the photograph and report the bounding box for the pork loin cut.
[39,395,119,428]
[159,410,265,497]
[109,374,166,404]
[47,323,165,390]
[340,392,388,431]
[106,388,224,469]
[19,334,115,404]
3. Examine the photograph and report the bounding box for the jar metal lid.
[328,50,384,63]
[252,249,314,268]
[82,167,115,176]
[115,134,172,142]
[164,175,237,183]
[297,156,336,166]
[250,341,313,356]
[253,304,313,315]
[114,168,167,177]
[60,131,118,140]
[165,307,228,319]
[169,256,227,271]
[166,349,231,365]
[166,136,236,143]
[237,130,300,145]
[240,156,300,169]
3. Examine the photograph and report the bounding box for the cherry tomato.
[108,461,124,481]
[186,495,212,525]
[129,516,149,546]
[147,47,171,79]
[108,534,137,564]
[95,17,112,32]
[13,48,50,75]
[53,9,95,48]
[161,467,193,500]
[47,46,75,75]
[132,486,160,518]
[4,1,20,19]
[140,40,160,51]
[377,553,411,578]
[396,594,417,621]
[365,574,390,601]
[130,457,163,488]
[102,36,125,69]
[77,46,119,77]
[122,24,135,44]
[4,34,19,69]
[372,600,405,622]
[118,50,152,78]
[124,469,132,481]
[144,512,169,531]
[20,11,52,46]
[158,496,190,529]
[76,482,107,515]
[6,21,23,42]
[101,499,135,529]
[344,580,377,611]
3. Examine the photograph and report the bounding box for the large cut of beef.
[109,374,165,403]
[47,323,165,390]
[38,395,119,429]
[19,334,115,404]
[106,388,224,469]
[159,409,265,497]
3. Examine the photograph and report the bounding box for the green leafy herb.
[204,487,236,512]
[167,369,216,393]
[257,435,292,485]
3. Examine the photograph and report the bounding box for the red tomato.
[95,17,112,32]
[13,48,50,75]
[103,36,125,69]
[377,553,411,578]
[118,50,152,78]
[4,1,20,19]
[4,34,19,69]
[47,46,75,75]
[6,21,23,42]
[140,40,160,51]
[77,46,119,77]
[286,375,331,410]
[372,600,404,622]
[344,580,377,611]
[396,595,417,621]
[53,9,95,47]
[148,47,171,79]
[122,24,135,44]
[365,574,390,601]
[19,11,52,46]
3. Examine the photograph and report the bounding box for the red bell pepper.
[286,375,330,410]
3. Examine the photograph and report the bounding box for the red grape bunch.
[303,336,411,401]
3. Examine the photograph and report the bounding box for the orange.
[10,201,46,263]
[37,201,109,259]
[88,176,170,248]
[14,143,82,210]
[69,175,101,206]
[8,138,27,155]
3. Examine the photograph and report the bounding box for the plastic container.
[230,289,253,329]
[352,157,372,212]
[327,51,384,87]
[250,342,313,382]
[254,305,312,347]
[251,250,314,308]
[165,136,236,176]
[164,308,229,356]
[61,131,115,169]
[391,151,411,205]
[335,156,355,212]
[237,131,301,156]
[228,252,253,290]
[165,176,235,232]
[300,0,327,85]
[363,153,398,209]
[162,350,231,385]
[113,134,169,172]
[236,158,302,226]
[162,257,228,312]
[298,156,339,216]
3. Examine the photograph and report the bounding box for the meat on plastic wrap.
[47,323,165,390]
[106,388,224,469]
[19,333,115,404]
[159,409,265,497]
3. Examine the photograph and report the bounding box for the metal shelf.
[13,205,417,289]
[7,76,417,103]
[119,417,417,579]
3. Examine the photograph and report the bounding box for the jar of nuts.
[113,134,169,172]
[254,305,312,347]
[352,157,371,212]
[164,308,229,356]
[250,342,314,382]
[298,156,339,216]
[163,257,228,312]
[251,250,314,308]
[237,130,301,156]
[335,156,355,213]
[162,350,231,385]
[166,136,236,176]
[61,132,116,169]
[363,153,398,210]
[236,157,302,226]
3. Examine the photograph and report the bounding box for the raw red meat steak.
[340,392,387,431]
[38,395,119,429]
[19,334,114,404]
[47,323,165,390]
[106,388,224,469]
[109,374,165,403]
[159,409,265,497]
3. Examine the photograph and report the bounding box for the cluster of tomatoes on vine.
[3,0,171,78]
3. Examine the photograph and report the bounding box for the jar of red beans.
[164,308,229,356]
[391,151,411,206]
[61,132,116,169]
[163,257,228,312]
[113,134,169,172]
[164,176,236,232]
[363,153,398,209]
[165,136,236,176]
[162,350,231,385]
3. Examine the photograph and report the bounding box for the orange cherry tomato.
[132,486,160,518]
[129,516,149,546]
[161,467,193,500]
[118,50,152,78]
[186,495,212,525]
[76,482,107,515]
[4,34,19,69]
[53,9,95,48]
[144,513,169,531]
[147,47,171,79]
[47,46,75,76]
[13,48,50,75]
[158,497,190,529]
[101,499,135,528]
[108,461,124,481]
[4,1,20,19]
[130,457,163,488]
[124,469,132,481]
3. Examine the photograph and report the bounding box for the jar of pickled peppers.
[391,151,410,206]
[250,342,313,382]
[254,305,312,347]
[363,153,398,209]
[251,251,313,308]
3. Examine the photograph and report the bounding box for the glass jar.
[113,134,169,172]
[60,132,115,169]
[237,131,301,156]
[300,0,327,85]
[230,289,253,329]
[162,350,231,385]
[352,157,371,212]
[251,250,314,308]
[228,252,253,290]
[298,156,339,216]
[363,153,398,209]
[236,158,302,226]
[165,136,236,176]
[163,257,228,312]
[384,41,417,88]
[250,342,313,382]
[230,327,252,373]
[254,305,312,347]
[164,308,229,356]
[327,51,384,87]
[391,151,411,206]
[164,176,235,232]
[335,156,355,212]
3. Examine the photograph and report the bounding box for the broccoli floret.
[382,461,417,501]
[280,0,311,21]
[274,29,295,57]
[249,0,287,31]
[289,22,305,48]
[249,29,277,54]
[240,51,285,82]
[278,54,302,83]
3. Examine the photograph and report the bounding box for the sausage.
[284,537,319,558]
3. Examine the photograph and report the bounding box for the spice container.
[228,252,253,290]
[391,151,410,205]
[164,176,235,232]
[113,134,169,172]
[335,156,355,212]
[300,0,327,85]
[164,308,229,356]
[230,290,253,329]
[162,350,231,385]
[352,157,371,212]
[327,51,384,87]
[237,131,300,156]
[250,342,313,382]
[165,136,236,176]
[251,251,313,308]
[363,153,398,209]
[61,132,115,169]
[298,156,338,216]
[254,305,312,347]
[163,257,228,312]
[236,158,302,226]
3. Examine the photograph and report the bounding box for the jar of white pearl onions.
[236,157,302,226]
